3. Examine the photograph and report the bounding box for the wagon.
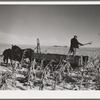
[34,53,89,67]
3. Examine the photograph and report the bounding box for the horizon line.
[0,42,100,48]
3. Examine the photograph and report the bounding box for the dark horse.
[11,45,34,63]
[2,48,12,65]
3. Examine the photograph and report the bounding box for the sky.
[0,5,100,47]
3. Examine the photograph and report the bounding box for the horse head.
[11,45,21,52]
[11,45,22,62]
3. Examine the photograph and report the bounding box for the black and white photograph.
[0,3,100,92]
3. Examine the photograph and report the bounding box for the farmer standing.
[67,35,84,56]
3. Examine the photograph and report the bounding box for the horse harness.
[21,49,34,68]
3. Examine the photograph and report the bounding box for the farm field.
[0,43,100,90]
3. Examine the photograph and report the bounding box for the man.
[67,35,84,56]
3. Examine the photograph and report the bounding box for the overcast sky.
[0,5,100,47]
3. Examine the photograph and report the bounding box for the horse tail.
[2,49,12,63]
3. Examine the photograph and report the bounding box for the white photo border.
[0,1,100,99]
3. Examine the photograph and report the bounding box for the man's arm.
[76,39,84,46]
[78,42,84,46]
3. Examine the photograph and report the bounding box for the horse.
[11,45,34,65]
[2,48,12,66]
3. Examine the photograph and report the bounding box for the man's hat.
[74,35,77,38]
